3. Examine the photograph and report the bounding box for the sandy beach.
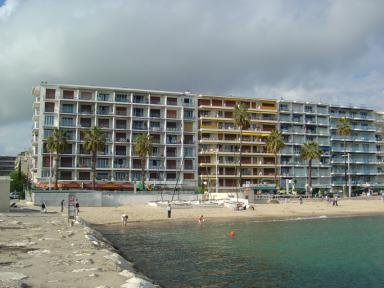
[81,197,384,226]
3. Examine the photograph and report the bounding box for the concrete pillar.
[0,176,11,212]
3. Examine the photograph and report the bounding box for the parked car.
[10,192,19,199]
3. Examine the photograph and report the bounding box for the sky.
[1,0,384,155]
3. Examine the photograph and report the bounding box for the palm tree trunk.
[308,159,312,197]
[238,129,243,203]
[54,153,59,190]
[274,152,278,192]
[344,139,347,196]
[92,151,96,190]
[141,157,145,190]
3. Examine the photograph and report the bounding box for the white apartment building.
[31,84,198,191]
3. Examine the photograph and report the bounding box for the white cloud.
[1,0,384,154]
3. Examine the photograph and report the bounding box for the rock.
[76,258,94,265]
[27,249,51,256]
[72,267,100,273]
[95,286,111,288]
[88,273,98,277]
[121,277,155,288]
[10,221,22,225]
[119,270,135,279]
[0,272,28,282]
[104,253,133,271]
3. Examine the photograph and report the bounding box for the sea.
[97,216,384,288]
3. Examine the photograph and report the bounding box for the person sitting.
[121,214,128,227]
[197,214,205,224]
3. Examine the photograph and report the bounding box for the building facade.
[278,101,331,192]
[31,84,198,191]
[330,105,378,192]
[198,95,278,193]
[30,83,384,194]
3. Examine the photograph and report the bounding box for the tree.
[266,129,285,192]
[84,126,106,190]
[300,141,323,196]
[336,117,352,196]
[46,128,68,190]
[233,102,250,202]
[134,134,153,188]
[9,170,29,199]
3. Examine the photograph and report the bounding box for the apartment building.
[330,105,378,192]
[31,84,198,190]
[198,95,278,193]
[375,112,384,186]
[278,101,331,192]
[0,156,16,176]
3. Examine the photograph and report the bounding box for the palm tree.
[337,117,352,195]
[84,126,106,190]
[234,102,250,202]
[134,134,153,189]
[300,141,323,196]
[266,129,285,192]
[46,128,68,190]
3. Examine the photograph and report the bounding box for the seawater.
[97,216,384,288]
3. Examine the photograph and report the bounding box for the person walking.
[75,200,80,216]
[41,201,47,213]
[60,199,65,212]
[299,196,303,205]
[167,203,172,218]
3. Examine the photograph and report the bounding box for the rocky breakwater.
[0,207,158,288]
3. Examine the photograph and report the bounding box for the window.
[167,97,178,105]
[46,89,56,99]
[116,93,128,102]
[97,158,109,168]
[96,172,109,180]
[115,172,128,181]
[61,117,74,127]
[44,129,53,138]
[62,104,74,113]
[63,90,74,99]
[97,93,110,101]
[45,102,55,112]
[44,115,54,126]
[133,108,144,117]
[79,172,90,180]
[60,171,72,180]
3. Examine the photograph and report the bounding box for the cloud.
[1,0,384,154]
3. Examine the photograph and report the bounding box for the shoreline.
[80,198,384,227]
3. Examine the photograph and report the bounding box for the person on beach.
[333,196,339,206]
[198,214,205,224]
[121,214,128,227]
[167,203,172,218]
[60,199,65,212]
[75,200,80,216]
[299,196,303,205]
[381,192,384,202]
[41,201,47,213]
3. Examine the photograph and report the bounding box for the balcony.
[132,125,147,130]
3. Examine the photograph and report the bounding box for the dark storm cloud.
[1,0,384,154]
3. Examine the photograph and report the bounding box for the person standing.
[167,203,172,218]
[299,196,303,205]
[60,199,65,212]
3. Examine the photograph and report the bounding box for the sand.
[80,197,384,226]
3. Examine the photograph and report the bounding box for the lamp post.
[49,152,52,191]
[348,153,352,198]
